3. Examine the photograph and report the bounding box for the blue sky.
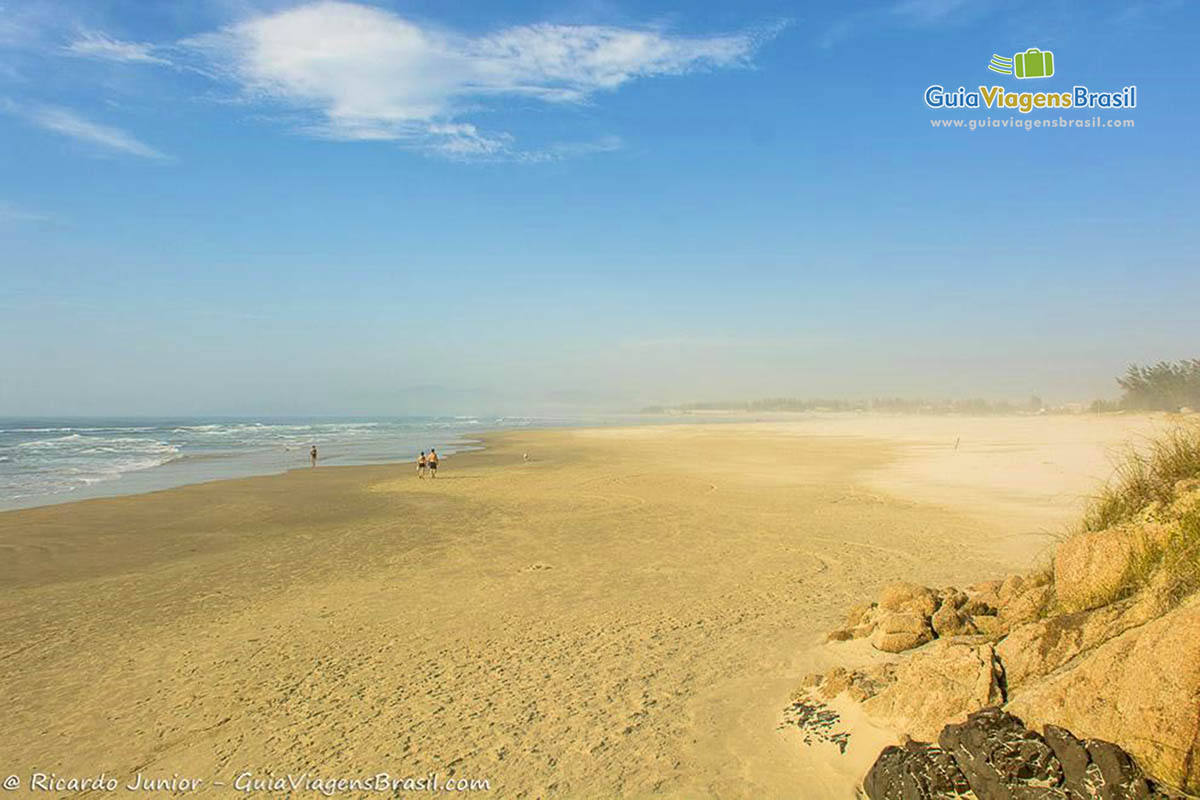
[1,0,1197,415]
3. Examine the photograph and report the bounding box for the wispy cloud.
[182,0,772,158]
[821,0,988,47]
[22,105,168,159]
[63,31,171,65]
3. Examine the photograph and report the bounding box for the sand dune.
[0,415,1159,797]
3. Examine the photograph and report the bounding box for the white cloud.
[64,31,171,64]
[821,0,986,47]
[26,105,167,159]
[184,0,769,158]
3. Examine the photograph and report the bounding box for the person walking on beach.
[427,448,439,478]
[417,451,427,478]
[310,445,318,467]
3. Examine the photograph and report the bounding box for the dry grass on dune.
[1065,422,1200,610]
[1081,422,1200,533]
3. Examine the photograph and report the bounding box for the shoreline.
[0,415,1166,797]
[0,411,1168,516]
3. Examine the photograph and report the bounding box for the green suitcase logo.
[1014,47,1054,78]
[987,48,1055,79]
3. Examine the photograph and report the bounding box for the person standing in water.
[417,451,427,478]
[427,448,439,478]
[310,445,318,467]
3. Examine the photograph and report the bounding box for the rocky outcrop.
[995,602,1144,692]
[861,641,1004,741]
[1005,598,1200,795]
[1054,523,1167,613]
[826,575,1050,654]
[817,480,1200,798]
[939,708,1065,798]
[864,708,1172,800]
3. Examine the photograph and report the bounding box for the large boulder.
[938,708,1064,799]
[1054,524,1172,613]
[997,583,1054,629]
[1043,724,1159,800]
[1054,527,1134,612]
[1005,598,1200,794]
[863,740,973,800]
[871,610,935,653]
[864,709,1165,800]
[880,582,940,618]
[995,602,1144,692]
[863,641,1005,740]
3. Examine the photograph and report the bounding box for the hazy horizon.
[3,0,1197,417]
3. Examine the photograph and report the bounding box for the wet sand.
[0,415,1160,797]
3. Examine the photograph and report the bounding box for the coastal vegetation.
[648,357,1200,416]
[1116,359,1200,411]
[811,420,1200,795]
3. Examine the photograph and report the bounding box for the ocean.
[0,416,577,511]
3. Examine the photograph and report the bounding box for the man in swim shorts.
[428,448,439,477]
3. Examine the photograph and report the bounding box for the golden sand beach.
[0,416,1163,798]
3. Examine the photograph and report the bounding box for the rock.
[1054,524,1171,612]
[807,664,897,703]
[997,575,1028,607]
[1054,528,1133,612]
[1043,724,1158,800]
[863,641,1005,741]
[963,598,998,617]
[871,611,935,653]
[864,710,1174,800]
[1044,725,1094,794]
[939,588,970,610]
[847,602,879,627]
[995,603,1142,692]
[938,708,1064,799]
[1005,598,1200,794]
[880,582,940,618]
[971,579,1004,595]
[998,583,1054,628]
[819,666,853,699]
[865,710,1173,800]
[827,628,855,642]
[972,614,1009,640]
[931,601,980,638]
[863,740,973,800]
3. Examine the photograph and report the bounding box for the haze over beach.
[3,0,1200,798]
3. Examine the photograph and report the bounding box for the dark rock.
[863,709,1178,800]
[938,708,1063,799]
[1044,725,1092,793]
[863,740,973,800]
[1085,738,1154,800]
[1043,724,1162,799]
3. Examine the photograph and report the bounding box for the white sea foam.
[0,416,572,510]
